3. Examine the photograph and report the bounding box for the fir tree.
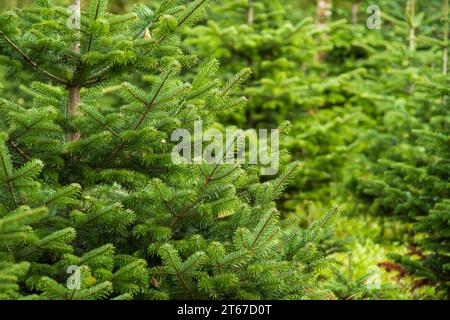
[0,0,335,299]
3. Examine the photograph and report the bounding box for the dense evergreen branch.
[0,31,68,85]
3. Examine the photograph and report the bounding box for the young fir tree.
[0,0,335,299]
[326,252,395,300]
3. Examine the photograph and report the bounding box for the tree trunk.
[247,1,254,26]
[67,0,81,142]
[315,0,332,63]
[352,2,359,24]
[407,0,416,51]
[407,0,416,95]
[67,86,81,142]
[316,0,332,27]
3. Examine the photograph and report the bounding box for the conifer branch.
[169,137,241,232]
[74,0,103,85]
[6,140,30,162]
[123,87,148,105]
[169,161,221,230]
[152,180,178,217]
[84,68,110,86]
[178,0,209,28]
[320,205,339,228]
[251,208,277,249]
[87,1,103,53]
[44,184,81,206]
[163,246,196,299]
[197,166,208,179]
[220,68,251,97]
[0,31,68,85]
[0,150,18,208]
[133,70,173,130]
[15,226,74,258]
[157,0,209,44]
[10,160,42,180]
[210,166,239,181]
[9,117,46,141]
[271,163,300,196]
[81,107,119,137]
[104,70,173,166]
[185,82,217,102]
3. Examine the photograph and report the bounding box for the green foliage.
[0,0,334,300]
[184,0,449,299]
[184,0,320,128]
[348,0,450,296]
[1,0,447,301]
[328,253,386,300]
